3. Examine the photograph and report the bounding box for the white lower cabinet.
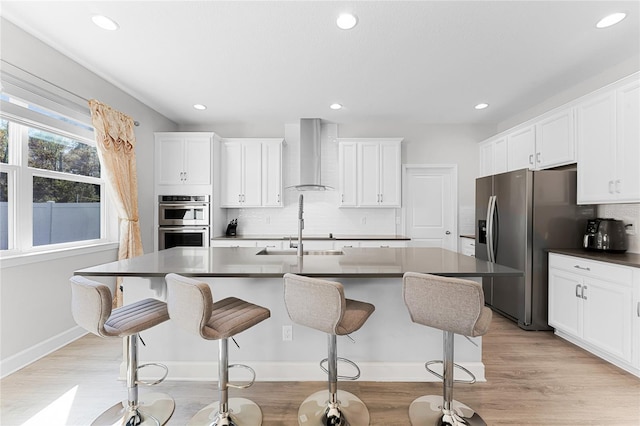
[334,240,407,249]
[210,240,283,248]
[549,253,639,376]
[459,237,476,257]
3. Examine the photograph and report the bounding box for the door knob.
[445,231,451,235]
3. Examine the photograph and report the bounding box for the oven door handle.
[159,203,209,207]
[159,227,209,231]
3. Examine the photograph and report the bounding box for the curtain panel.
[88,99,143,308]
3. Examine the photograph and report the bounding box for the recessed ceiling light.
[330,103,343,110]
[596,12,627,28]
[337,13,358,30]
[193,104,207,110]
[91,15,119,31]
[475,103,489,110]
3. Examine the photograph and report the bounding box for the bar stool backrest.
[283,273,346,334]
[70,276,113,338]
[403,272,491,337]
[165,273,213,339]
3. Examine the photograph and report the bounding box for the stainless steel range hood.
[288,118,334,191]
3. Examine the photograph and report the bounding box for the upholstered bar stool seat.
[165,273,270,426]
[69,275,175,426]
[283,273,375,426]
[403,272,492,426]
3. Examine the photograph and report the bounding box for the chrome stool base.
[187,397,262,426]
[408,395,486,426]
[298,390,370,426]
[91,392,175,426]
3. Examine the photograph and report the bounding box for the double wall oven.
[158,195,210,250]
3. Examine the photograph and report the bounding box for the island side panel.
[123,276,484,382]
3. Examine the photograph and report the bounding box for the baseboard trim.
[554,330,640,378]
[1,326,87,379]
[133,361,486,382]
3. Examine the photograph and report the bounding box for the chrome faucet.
[289,194,304,257]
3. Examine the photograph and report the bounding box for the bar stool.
[69,275,175,426]
[165,273,270,426]
[403,272,492,426]
[283,273,375,426]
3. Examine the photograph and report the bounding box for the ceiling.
[2,1,639,127]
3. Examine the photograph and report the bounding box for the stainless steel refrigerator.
[475,168,595,330]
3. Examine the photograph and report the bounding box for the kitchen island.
[74,247,521,382]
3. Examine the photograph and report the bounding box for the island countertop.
[74,246,522,278]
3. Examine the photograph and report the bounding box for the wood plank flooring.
[1,314,639,425]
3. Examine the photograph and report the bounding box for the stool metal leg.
[92,334,175,426]
[188,338,262,426]
[298,334,370,426]
[408,332,486,426]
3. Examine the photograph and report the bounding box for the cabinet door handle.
[575,284,582,298]
[582,285,587,300]
[238,194,242,203]
[380,194,383,203]
[529,154,534,165]
[615,179,621,193]
[574,265,590,271]
[609,180,614,193]
[277,194,280,203]
[637,301,640,317]
[341,194,344,203]
[183,171,187,181]
[536,152,541,164]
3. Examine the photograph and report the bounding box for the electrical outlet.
[282,325,293,341]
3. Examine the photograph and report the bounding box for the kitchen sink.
[256,248,344,256]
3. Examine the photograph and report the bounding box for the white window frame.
[0,104,116,261]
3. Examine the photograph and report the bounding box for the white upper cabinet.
[577,76,640,204]
[481,107,577,176]
[338,138,402,208]
[338,141,357,207]
[220,138,283,208]
[261,140,283,207]
[155,132,213,187]
[507,126,535,171]
[535,108,575,169]
[478,136,507,177]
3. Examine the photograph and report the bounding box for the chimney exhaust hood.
[288,118,334,191]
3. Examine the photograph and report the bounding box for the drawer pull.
[574,265,590,271]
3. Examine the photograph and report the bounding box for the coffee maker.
[583,218,628,253]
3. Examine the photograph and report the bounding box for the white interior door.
[403,165,457,250]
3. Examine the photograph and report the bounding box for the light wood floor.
[1,314,639,425]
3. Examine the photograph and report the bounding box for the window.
[0,95,109,254]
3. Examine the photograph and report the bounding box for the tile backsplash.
[598,203,640,254]
[226,190,399,236]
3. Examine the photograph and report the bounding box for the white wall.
[0,19,177,375]
[497,56,640,132]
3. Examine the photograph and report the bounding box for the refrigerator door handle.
[487,195,493,262]
[486,196,497,263]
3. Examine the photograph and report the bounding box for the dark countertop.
[212,234,411,241]
[74,247,522,279]
[460,234,475,240]
[548,248,640,269]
